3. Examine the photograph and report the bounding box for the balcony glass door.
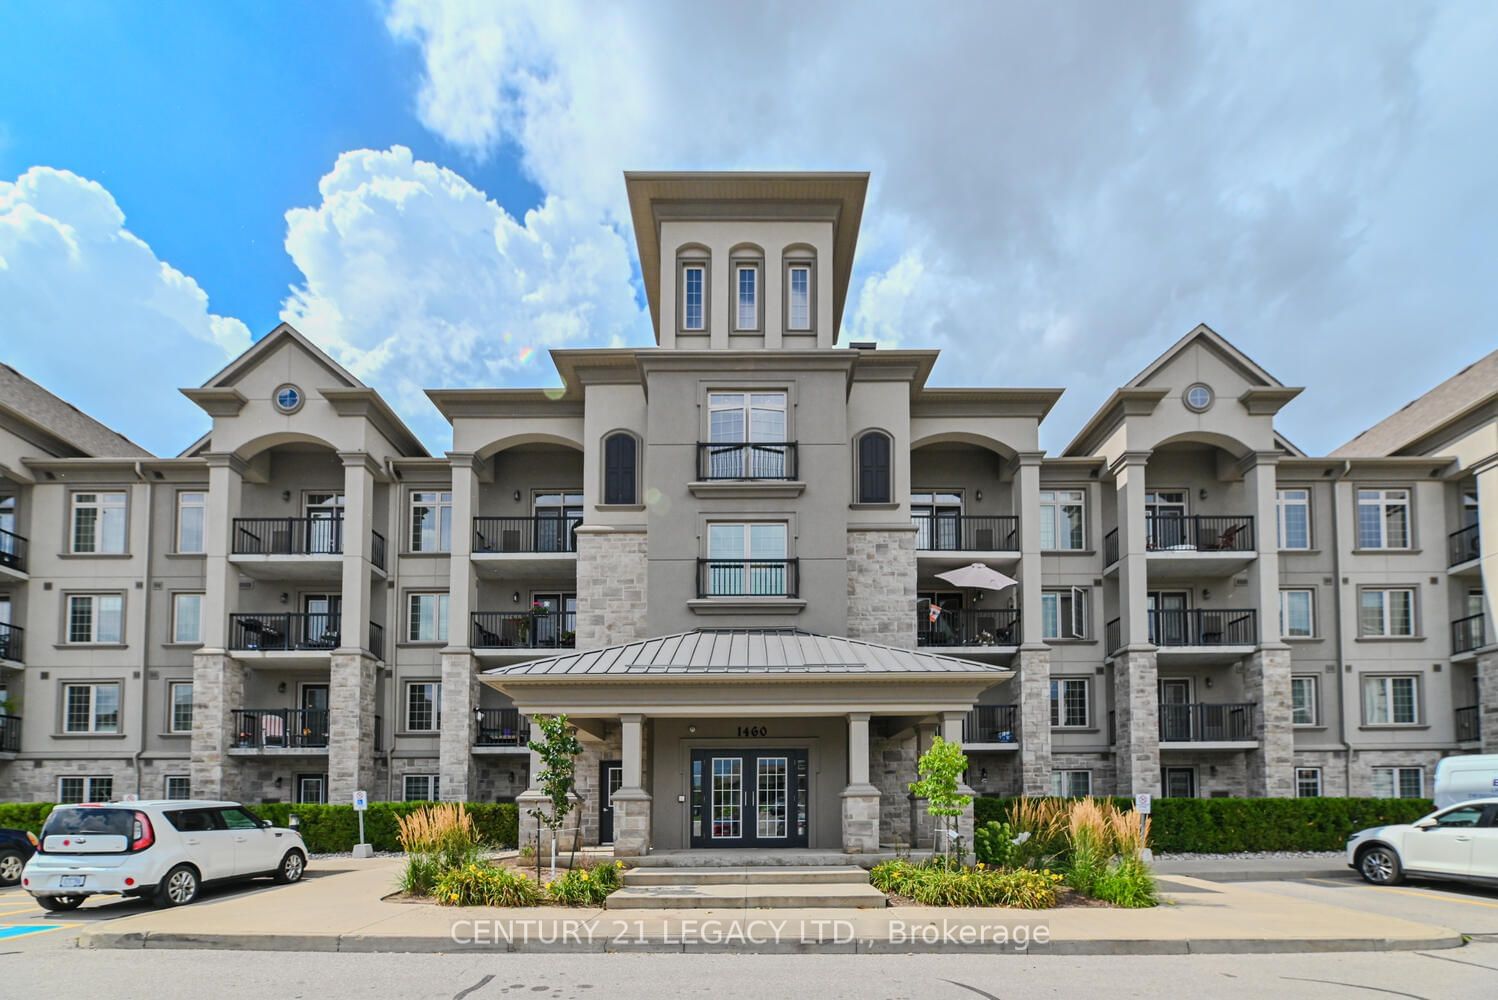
[707,523,788,595]
[530,592,576,646]
[690,749,809,848]
[303,594,341,648]
[912,491,963,550]
[1148,591,1189,645]
[1145,490,1189,549]
[300,684,330,747]
[708,392,788,478]
[304,492,344,554]
[1159,678,1192,741]
[534,492,583,552]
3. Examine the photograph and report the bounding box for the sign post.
[1134,793,1153,863]
[352,789,373,858]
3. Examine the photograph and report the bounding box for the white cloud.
[0,166,251,453]
[386,0,1498,452]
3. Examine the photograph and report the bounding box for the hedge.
[976,796,1436,853]
[0,801,519,854]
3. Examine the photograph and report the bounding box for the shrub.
[1004,797,1068,869]
[0,803,55,834]
[398,853,443,897]
[433,862,543,907]
[397,803,481,867]
[546,860,625,906]
[1092,855,1158,908]
[973,821,1017,867]
[867,858,1061,909]
[250,802,519,853]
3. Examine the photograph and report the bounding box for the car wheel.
[1358,845,1403,885]
[273,850,306,884]
[0,851,24,886]
[37,895,85,912]
[156,864,201,907]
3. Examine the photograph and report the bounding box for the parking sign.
[354,789,368,811]
[1135,793,1152,815]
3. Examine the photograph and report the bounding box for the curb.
[1155,868,1350,884]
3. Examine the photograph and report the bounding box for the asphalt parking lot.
[1246,869,1498,938]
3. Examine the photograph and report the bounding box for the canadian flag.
[928,604,942,624]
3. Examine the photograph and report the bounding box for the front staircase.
[607,865,887,910]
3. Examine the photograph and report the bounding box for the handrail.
[473,516,582,554]
[911,514,1018,551]
[697,441,798,480]
[696,558,799,598]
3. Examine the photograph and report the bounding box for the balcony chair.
[261,712,287,748]
[1203,523,1246,551]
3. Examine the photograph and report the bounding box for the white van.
[1434,755,1498,808]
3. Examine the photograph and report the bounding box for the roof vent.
[849,341,878,351]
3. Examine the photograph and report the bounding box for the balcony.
[474,708,531,751]
[913,514,1020,571]
[471,611,577,656]
[1452,613,1488,656]
[230,517,386,579]
[1449,523,1480,569]
[472,516,581,579]
[1158,702,1258,748]
[0,527,27,578]
[228,614,385,662]
[1456,705,1480,744]
[230,709,330,752]
[695,559,799,600]
[0,622,22,666]
[0,714,19,755]
[962,704,1019,748]
[918,607,1020,655]
[696,442,798,481]
[1151,608,1257,664]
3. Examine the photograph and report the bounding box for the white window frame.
[409,490,453,553]
[1290,675,1319,726]
[175,490,206,554]
[786,261,813,331]
[1276,488,1311,550]
[1358,587,1416,637]
[67,593,124,644]
[1038,489,1086,550]
[1371,766,1424,799]
[1356,488,1411,550]
[1049,677,1090,728]
[1279,588,1315,639]
[163,775,192,800]
[57,775,113,804]
[403,773,441,802]
[404,681,442,733]
[406,592,450,643]
[168,681,194,734]
[680,261,707,331]
[172,592,203,644]
[733,261,760,331]
[1049,770,1092,797]
[70,491,127,554]
[1041,588,1089,640]
[1362,674,1420,726]
[62,681,121,734]
[1295,767,1322,798]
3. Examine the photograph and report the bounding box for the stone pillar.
[439,652,478,801]
[447,452,479,636]
[574,527,648,649]
[841,712,881,852]
[1112,649,1161,796]
[908,721,938,849]
[1479,652,1498,755]
[328,652,378,803]
[941,711,975,849]
[516,740,551,852]
[190,652,244,800]
[1015,647,1053,796]
[1245,646,1294,796]
[845,527,917,647]
[338,453,378,655]
[611,713,652,856]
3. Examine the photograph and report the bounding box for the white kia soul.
[22,800,308,910]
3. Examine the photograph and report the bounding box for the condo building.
[0,171,1493,856]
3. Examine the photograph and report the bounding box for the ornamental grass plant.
[396,802,484,897]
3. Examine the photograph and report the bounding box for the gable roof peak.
[197,321,365,390]
[1125,322,1283,389]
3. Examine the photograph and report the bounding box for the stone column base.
[610,789,652,857]
[1479,652,1498,755]
[515,790,585,855]
[840,784,881,852]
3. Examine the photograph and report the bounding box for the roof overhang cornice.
[424,387,583,423]
[1238,386,1304,416]
[181,387,247,417]
[913,387,1064,421]
[320,388,429,457]
[1064,388,1170,457]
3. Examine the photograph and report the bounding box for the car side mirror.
[1414,819,1437,830]
[262,820,274,829]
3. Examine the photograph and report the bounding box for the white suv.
[1347,798,1498,886]
[22,800,308,910]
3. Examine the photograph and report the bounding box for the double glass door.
[1147,591,1189,645]
[690,749,809,848]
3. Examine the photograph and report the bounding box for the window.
[1356,488,1410,549]
[1038,489,1085,550]
[67,594,123,644]
[172,593,203,644]
[533,491,584,552]
[1049,678,1090,728]
[707,391,788,478]
[71,491,127,553]
[1163,767,1197,798]
[407,593,450,643]
[164,775,191,800]
[404,774,440,802]
[786,261,812,330]
[1279,589,1315,638]
[1050,770,1092,797]
[1295,767,1322,798]
[405,681,441,732]
[1183,383,1214,412]
[295,774,327,804]
[603,432,639,505]
[1291,675,1319,726]
[1371,766,1424,798]
[1041,588,1089,640]
[58,776,113,804]
[63,682,121,733]
[176,491,206,553]
[734,262,759,330]
[705,522,790,596]
[855,431,892,504]
[1359,588,1415,637]
[681,261,706,331]
[1363,675,1419,725]
[1276,488,1311,549]
[168,681,193,733]
[409,491,453,552]
[273,384,303,413]
[1144,489,1188,549]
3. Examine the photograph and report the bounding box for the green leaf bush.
[433,862,543,907]
[869,858,1062,908]
[545,860,626,906]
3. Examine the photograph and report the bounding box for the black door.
[599,760,623,844]
[689,749,809,849]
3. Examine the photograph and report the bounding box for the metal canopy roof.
[483,629,1009,679]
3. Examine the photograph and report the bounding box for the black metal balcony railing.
[471,611,577,649]
[473,516,582,554]
[374,715,384,754]
[912,515,1019,552]
[229,613,341,651]
[370,530,387,571]
[1158,702,1257,743]
[963,704,1019,744]
[1452,613,1487,654]
[233,517,343,556]
[1104,528,1119,566]
[697,442,798,481]
[918,607,1020,647]
[1449,523,1480,566]
[1455,705,1480,743]
[0,621,22,663]
[1105,618,1121,655]
[0,527,27,573]
[1145,514,1255,552]
[0,714,19,754]
[369,621,385,660]
[232,709,330,750]
[697,559,799,598]
[475,708,530,748]
[1149,608,1257,647]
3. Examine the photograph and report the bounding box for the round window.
[273,384,303,414]
[1184,383,1214,412]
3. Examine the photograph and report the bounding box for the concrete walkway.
[74,858,1464,955]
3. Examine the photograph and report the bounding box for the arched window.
[856,430,893,504]
[603,432,639,505]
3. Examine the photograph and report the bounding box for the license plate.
[59,875,86,888]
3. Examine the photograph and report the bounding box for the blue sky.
[2,2,1495,457]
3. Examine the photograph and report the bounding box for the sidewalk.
[74,858,1462,955]
[1152,856,1351,883]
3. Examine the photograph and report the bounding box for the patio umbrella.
[934,562,1019,593]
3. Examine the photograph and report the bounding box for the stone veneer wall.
[569,728,624,847]
[1159,752,1250,797]
[871,731,916,847]
[1244,647,1294,796]
[438,651,479,801]
[845,529,916,648]
[191,652,245,800]
[965,751,1023,797]
[328,652,378,803]
[1481,652,1498,754]
[1345,749,1448,797]
[1014,648,1052,795]
[575,530,648,650]
[473,759,530,802]
[1050,752,1118,796]
[4,758,191,803]
[1110,649,1160,795]
[1293,750,1353,797]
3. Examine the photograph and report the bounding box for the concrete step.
[605,881,887,910]
[622,865,868,887]
[627,850,926,869]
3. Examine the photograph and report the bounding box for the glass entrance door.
[599,760,623,844]
[690,749,809,848]
[302,594,342,648]
[300,684,330,747]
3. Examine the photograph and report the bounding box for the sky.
[2,0,1495,457]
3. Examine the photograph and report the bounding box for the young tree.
[526,713,583,879]
[909,735,972,863]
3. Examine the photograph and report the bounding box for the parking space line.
[1304,877,1498,910]
[0,924,71,941]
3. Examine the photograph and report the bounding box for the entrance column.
[841,712,881,852]
[907,721,939,849]
[1111,452,1161,797]
[611,713,652,857]
[941,711,976,851]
